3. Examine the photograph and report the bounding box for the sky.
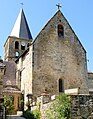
[0,0,93,72]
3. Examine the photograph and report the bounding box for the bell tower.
[4,9,33,61]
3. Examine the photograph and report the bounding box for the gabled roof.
[33,10,86,53]
[10,9,32,40]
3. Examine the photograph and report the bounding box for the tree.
[46,94,71,119]
[4,96,14,115]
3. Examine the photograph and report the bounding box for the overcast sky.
[0,0,93,72]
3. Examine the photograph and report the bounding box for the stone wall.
[16,47,33,109]
[71,95,93,119]
[36,95,93,119]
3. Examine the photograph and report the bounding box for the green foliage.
[22,109,41,119]
[46,94,71,119]
[32,109,41,119]
[4,96,14,115]
[22,110,35,119]
[22,100,41,119]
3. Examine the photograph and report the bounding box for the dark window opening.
[21,45,25,50]
[59,79,64,92]
[58,24,64,37]
[59,20,61,22]
[18,97,20,109]
[15,41,19,49]
[0,81,3,85]
[20,71,22,81]
[27,43,30,47]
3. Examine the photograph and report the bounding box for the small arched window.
[21,45,25,50]
[21,42,26,50]
[58,24,64,37]
[59,79,64,92]
[15,41,19,49]
[15,51,19,58]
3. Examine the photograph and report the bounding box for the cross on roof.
[20,3,24,7]
[56,3,62,10]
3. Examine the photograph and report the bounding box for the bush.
[22,110,35,119]
[46,94,71,119]
[4,96,14,115]
[32,109,41,119]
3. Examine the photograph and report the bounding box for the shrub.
[4,96,14,115]
[32,109,41,119]
[46,94,71,119]
[22,110,35,119]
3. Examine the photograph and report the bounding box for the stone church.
[0,8,93,113]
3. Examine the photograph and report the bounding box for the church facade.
[0,8,93,113]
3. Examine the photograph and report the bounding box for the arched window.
[59,79,64,92]
[21,45,25,50]
[15,41,19,49]
[15,51,19,58]
[58,24,64,37]
[21,42,26,50]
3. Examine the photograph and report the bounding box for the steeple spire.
[10,9,32,40]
